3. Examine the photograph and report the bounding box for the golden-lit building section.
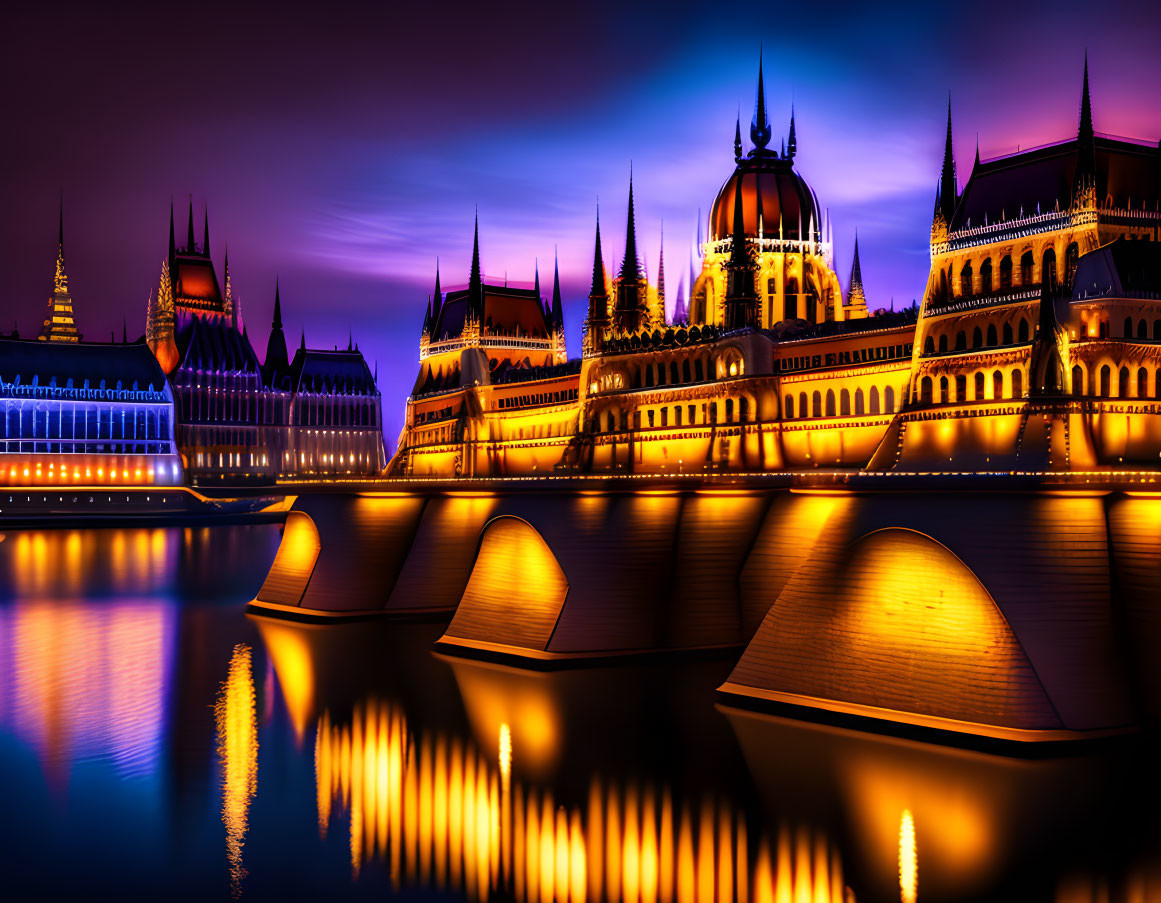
[216,644,258,900]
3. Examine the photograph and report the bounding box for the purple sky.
[3,1,1159,444]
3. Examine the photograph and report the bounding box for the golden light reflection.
[252,618,314,745]
[899,810,916,903]
[314,699,854,902]
[216,644,258,900]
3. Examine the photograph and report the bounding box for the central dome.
[708,153,821,243]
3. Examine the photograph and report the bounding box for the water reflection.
[216,644,258,899]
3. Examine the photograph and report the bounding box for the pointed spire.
[847,232,867,311]
[551,248,564,328]
[734,114,743,164]
[186,197,196,253]
[468,210,483,316]
[299,328,306,352]
[750,47,772,150]
[974,133,981,169]
[58,191,64,253]
[347,330,353,352]
[122,315,127,344]
[1079,51,1094,143]
[272,277,283,329]
[53,194,68,294]
[939,95,957,225]
[534,258,542,302]
[620,169,641,280]
[590,205,607,298]
[203,205,210,258]
[431,259,443,324]
[787,104,797,160]
[168,199,176,261]
[657,222,666,304]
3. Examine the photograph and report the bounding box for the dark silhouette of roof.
[1073,238,1161,301]
[432,284,551,342]
[174,314,262,376]
[289,347,378,395]
[0,336,171,395]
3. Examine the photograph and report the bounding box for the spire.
[186,197,196,253]
[1074,54,1097,207]
[54,194,67,294]
[431,259,443,324]
[300,328,306,352]
[551,249,564,328]
[657,223,666,304]
[620,170,641,280]
[203,205,210,258]
[347,330,353,352]
[974,134,980,169]
[1079,51,1094,144]
[224,242,236,327]
[534,258,541,303]
[168,199,176,261]
[847,232,867,311]
[468,210,483,317]
[263,277,290,386]
[272,277,282,329]
[734,114,743,164]
[787,104,797,160]
[590,207,607,298]
[939,96,958,225]
[122,315,127,344]
[725,173,757,329]
[750,47,772,150]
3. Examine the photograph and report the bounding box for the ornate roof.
[173,313,262,376]
[432,284,552,342]
[289,348,378,395]
[0,337,171,398]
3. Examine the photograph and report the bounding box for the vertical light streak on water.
[215,643,258,900]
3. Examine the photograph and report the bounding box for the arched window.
[1072,365,1084,396]
[1119,366,1130,397]
[972,327,983,348]
[1042,247,1057,288]
[825,390,836,417]
[812,391,822,417]
[938,334,949,352]
[869,386,880,414]
[607,411,616,432]
[725,398,734,422]
[955,374,967,401]
[1124,317,1134,338]
[1100,365,1111,397]
[955,331,966,350]
[1154,321,1161,341]
[999,255,1013,290]
[987,324,998,346]
[960,262,973,296]
[695,359,704,381]
[1139,320,1149,340]
[740,397,749,421]
[799,392,808,418]
[975,371,985,399]
[670,362,680,384]
[1018,319,1029,343]
[1065,243,1079,287]
[1139,367,1149,397]
[785,277,800,321]
[980,258,993,293]
[1012,369,1023,398]
[1020,251,1034,286]
[1099,320,1109,339]
[645,366,654,387]
[855,388,865,416]
[682,359,692,382]
[920,377,933,404]
[939,376,950,403]
[884,386,895,412]
[784,395,794,418]
[1002,323,1013,345]
[675,406,683,426]
[840,389,851,416]
[924,336,935,354]
[938,269,948,302]
[993,370,1004,400]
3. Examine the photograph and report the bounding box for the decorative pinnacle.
[620,169,641,281]
[590,205,607,298]
[1079,51,1094,142]
[751,47,772,150]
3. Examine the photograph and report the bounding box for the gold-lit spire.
[39,196,81,343]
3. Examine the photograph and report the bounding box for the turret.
[468,212,483,322]
[1074,54,1097,210]
[724,175,758,330]
[846,232,868,315]
[584,207,609,355]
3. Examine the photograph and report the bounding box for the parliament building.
[389,57,1160,479]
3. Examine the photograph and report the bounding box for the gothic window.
[1139,368,1149,397]
[840,389,851,416]
[1125,317,1134,338]
[1156,370,1161,399]
[1099,320,1108,339]
[939,376,950,403]
[1012,369,1023,398]
[1065,243,1079,287]
[688,405,696,424]
[1139,320,1149,340]
[695,359,704,381]
[1020,251,1034,286]
[675,406,683,426]
[661,408,668,427]
[725,399,734,422]
[987,324,998,346]
[645,366,654,388]
[924,336,935,354]
[1018,319,1029,343]
[799,392,808,418]
[980,258,993,293]
[955,331,966,350]
[1072,365,1084,396]
[975,371,985,399]
[683,360,692,382]
[784,395,794,419]
[956,374,967,401]
[960,262,973,297]
[855,389,865,416]
[1003,323,1013,345]
[939,334,949,352]
[869,386,880,414]
[1100,365,1111,397]
[786,278,800,321]
[1000,256,1013,290]
[920,377,933,404]
[1155,321,1161,341]
[1042,248,1057,288]
[884,386,895,412]
[670,362,680,384]
[993,370,1004,400]
[1120,367,1130,397]
[825,390,836,417]
[972,327,983,348]
[740,397,749,421]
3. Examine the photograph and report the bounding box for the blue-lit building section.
[0,337,183,486]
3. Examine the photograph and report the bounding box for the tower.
[263,278,290,387]
[1073,54,1097,211]
[931,98,958,245]
[38,198,82,343]
[584,208,609,356]
[613,173,648,332]
[846,232,868,316]
[724,175,759,331]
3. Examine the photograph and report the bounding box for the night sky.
[3,1,1159,444]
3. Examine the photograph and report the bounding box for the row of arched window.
[1074,364,1161,399]
[783,385,898,419]
[938,243,1079,301]
[633,355,711,389]
[598,397,755,432]
[924,318,1031,355]
[917,370,1024,404]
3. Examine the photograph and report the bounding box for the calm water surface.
[0,524,1159,902]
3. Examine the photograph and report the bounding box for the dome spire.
[787,104,797,160]
[734,112,743,163]
[751,47,772,150]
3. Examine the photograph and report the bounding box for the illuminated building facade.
[0,336,183,487]
[389,56,1159,479]
[889,59,1161,470]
